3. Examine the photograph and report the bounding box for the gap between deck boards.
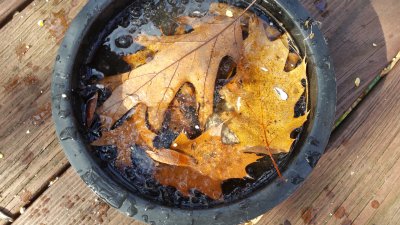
[0,0,35,28]
[0,0,399,224]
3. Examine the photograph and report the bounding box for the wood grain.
[0,0,87,222]
[299,0,400,120]
[1,0,400,224]
[13,67,400,225]
[257,62,400,225]
[12,169,145,225]
[0,0,32,27]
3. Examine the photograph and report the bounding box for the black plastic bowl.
[52,0,336,224]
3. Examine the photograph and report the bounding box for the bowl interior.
[52,0,336,224]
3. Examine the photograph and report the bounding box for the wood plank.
[256,63,400,224]
[0,0,32,27]
[12,169,145,225]
[299,0,400,120]
[0,0,87,222]
[13,60,400,225]
[3,0,400,224]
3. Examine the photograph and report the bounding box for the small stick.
[334,51,400,129]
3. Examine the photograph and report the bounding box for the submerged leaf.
[92,104,195,170]
[154,165,223,200]
[154,124,262,199]
[98,12,244,131]
[91,2,307,200]
[171,124,262,181]
[219,16,308,154]
[92,105,144,169]
[86,92,98,127]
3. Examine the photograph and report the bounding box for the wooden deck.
[0,0,399,224]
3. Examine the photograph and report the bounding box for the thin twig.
[334,51,400,129]
[381,51,400,76]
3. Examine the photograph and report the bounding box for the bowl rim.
[51,0,336,224]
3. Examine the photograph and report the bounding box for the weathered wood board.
[257,58,400,225]
[1,0,399,224]
[0,0,87,222]
[12,169,145,225]
[12,63,400,225]
[0,0,31,27]
[299,0,400,120]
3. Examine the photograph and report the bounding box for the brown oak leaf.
[98,12,244,131]
[154,123,262,200]
[92,103,196,169]
[91,2,308,200]
[219,16,308,154]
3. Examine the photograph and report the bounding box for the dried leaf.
[154,124,262,199]
[99,73,129,91]
[168,83,201,138]
[86,92,98,127]
[171,124,262,181]
[98,12,244,131]
[284,52,301,72]
[92,104,148,169]
[93,104,195,169]
[92,2,307,200]
[154,165,222,199]
[123,48,157,69]
[146,148,196,167]
[219,16,308,154]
